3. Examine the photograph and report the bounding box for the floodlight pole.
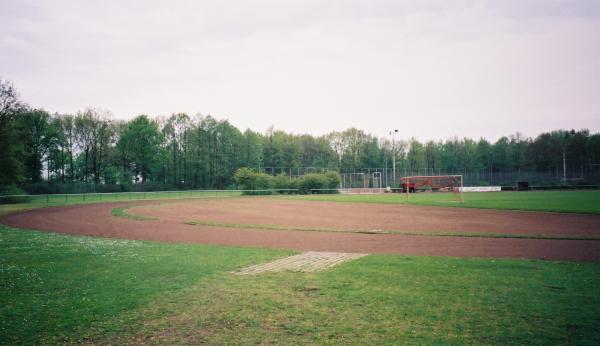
[562,147,567,185]
[390,129,398,185]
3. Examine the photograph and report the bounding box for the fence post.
[46,194,49,203]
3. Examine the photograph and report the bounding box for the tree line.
[1,78,599,194]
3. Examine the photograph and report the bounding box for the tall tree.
[18,109,55,183]
[241,129,263,169]
[0,78,27,188]
[117,115,163,184]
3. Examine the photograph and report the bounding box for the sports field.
[292,190,600,214]
[1,190,600,344]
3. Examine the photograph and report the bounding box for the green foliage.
[234,169,339,194]
[17,109,54,183]
[2,77,600,193]
[298,173,329,194]
[0,78,26,187]
[117,115,163,184]
[0,185,30,204]
[233,168,273,194]
[323,171,341,188]
[272,174,293,192]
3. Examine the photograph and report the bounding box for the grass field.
[290,190,600,214]
[1,224,599,344]
[1,192,600,344]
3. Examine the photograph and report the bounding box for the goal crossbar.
[401,175,463,179]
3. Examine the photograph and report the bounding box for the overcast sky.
[1,0,599,141]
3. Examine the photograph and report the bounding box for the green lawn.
[288,190,600,214]
[0,224,290,344]
[1,225,599,344]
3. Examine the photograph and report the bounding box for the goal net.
[338,172,386,194]
[400,175,464,202]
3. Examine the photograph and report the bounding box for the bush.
[298,173,330,194]
[233,168,341,195]
[0,185,31,204]
[272,174,296,193]
[233,168,274,195]
[288,178,301,192]
[323,171,341,189]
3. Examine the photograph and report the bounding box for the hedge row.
[233,168,341,195]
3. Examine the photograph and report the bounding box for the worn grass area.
[288,190,600,214]
[0,225,290,344]
[1,225,599,344]
[185,220,600,241]
[106,255,600,345]
[111,206,158,221]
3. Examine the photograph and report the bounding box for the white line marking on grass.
[234,251,368,275]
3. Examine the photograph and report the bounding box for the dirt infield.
[132,198,600,236]
[2,197,600,262]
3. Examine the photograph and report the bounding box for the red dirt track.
[2,197,600,262]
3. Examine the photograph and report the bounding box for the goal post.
[401,175,464,202]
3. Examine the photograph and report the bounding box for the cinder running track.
[2,197,600,262]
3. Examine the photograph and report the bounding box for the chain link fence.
[0,189,302,205]
[260,166,600,189]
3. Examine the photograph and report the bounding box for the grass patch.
[104,255,600,345]
[186,219,600,241]
[111,206,158,221]
[1,225,599,344]
[185,220,340,233]
[286,190,600,214]
[0,225,290,344]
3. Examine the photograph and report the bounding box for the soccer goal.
[401,175,464,202]
[342,173,368,189]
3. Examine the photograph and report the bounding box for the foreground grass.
[1,225,599,344]
[289,190,600,214]
[0,225,290,344]
[111,256,600,345]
